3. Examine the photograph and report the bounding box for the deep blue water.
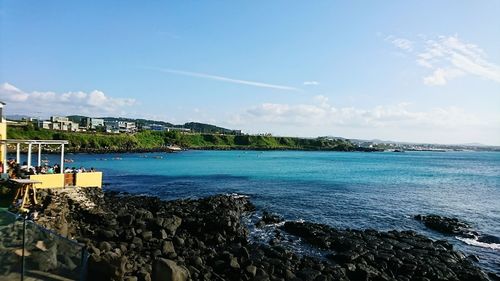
[13,150,500,273]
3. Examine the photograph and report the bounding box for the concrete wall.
[30,174,65,189]
[75,172,102,188]
[30,172,102,188]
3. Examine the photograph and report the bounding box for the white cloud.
[0,82,136,116]
[147,67,300,91]
[231,95,484,129]
[419,35,500,85]
[387,36,414,52]
[423,68,465,86]
[1,83,29,102]
[388,35,500,86]
[225,96,500,144]
[303,81,319,86]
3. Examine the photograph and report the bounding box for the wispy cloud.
[147,67,300,91]
[387,35,500,86]
[303,81,319,86]
[386,36,413,52]
[419,35,500,85]
[0,82,136,116]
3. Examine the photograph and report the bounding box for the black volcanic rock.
[283,221,489,281]
[256,211,284,227]
[23,189,492,281]
[414,214,471,235]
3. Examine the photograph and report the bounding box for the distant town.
[6,114,243,135]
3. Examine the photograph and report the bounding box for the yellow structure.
[30,174,65,189]
[29,172,102,189]
[0,101,6,169]
[75,172,103,188]
[0,101,102,189]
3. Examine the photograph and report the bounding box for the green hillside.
[7,126,366,152]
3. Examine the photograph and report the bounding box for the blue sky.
[1,1,500,145]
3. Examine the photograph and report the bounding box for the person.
[8,163,17,178]
[64,167,73,173]
[54,164,60,174]
[0,162,3,174]
[46,166,54,174]
[80,166,86,173]
[89,167,96,172]
[20,161,28,171]
[28,167,36,175]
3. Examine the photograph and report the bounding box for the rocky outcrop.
[29,189,491,281]
[255,211,284,228]
[414,214,471,235]
[283,221,489,281]
[415,214,500,254]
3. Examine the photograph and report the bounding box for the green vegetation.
[7,126,361,152]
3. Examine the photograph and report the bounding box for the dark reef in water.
[25,188,494,280]
[415,214,500,246]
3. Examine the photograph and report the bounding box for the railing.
[0,209,89,280]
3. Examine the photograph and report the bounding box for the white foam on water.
[228,193,249,199]
[456,237,500,250]
[274,221,286,227]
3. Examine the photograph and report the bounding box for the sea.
[13,150,500,273]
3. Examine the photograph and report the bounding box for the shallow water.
[15,150,500,273]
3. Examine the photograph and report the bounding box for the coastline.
[6,127,377,154]
[9,146,380,155]
[12,187,494,281]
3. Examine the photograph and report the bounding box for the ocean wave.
[456,237,500,250]
[227,193,250,199]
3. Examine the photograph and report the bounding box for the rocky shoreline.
[27,188,494,281]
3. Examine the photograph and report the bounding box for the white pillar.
[38,144,42,166]
[2,143,6,173]
[27,143,32,168]
[16,143,21,163]
[60,144,65,174]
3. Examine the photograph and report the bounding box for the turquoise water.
[15,150,500,272]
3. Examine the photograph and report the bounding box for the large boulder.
[31,242,58,272]
[87,252,128,281]
[152,258,189,281]
[163,216,182,236]
[414,214,470,235]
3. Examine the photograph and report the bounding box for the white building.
[37,116,79,132]
[82,117,105,129]
[105,120,136,133]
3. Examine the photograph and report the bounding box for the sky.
[1,1,500,145]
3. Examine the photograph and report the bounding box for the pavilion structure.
[1,139,68,173]
[0,101,102,189]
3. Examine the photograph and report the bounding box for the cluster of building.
[36,116,138,133]
[25,116,193,134]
